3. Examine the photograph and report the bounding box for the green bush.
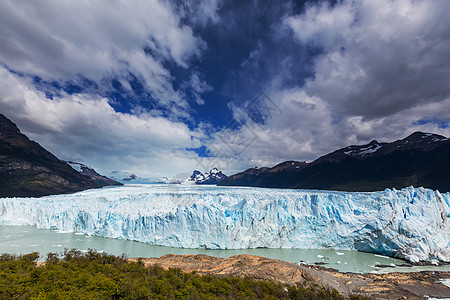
[0,249,351,299]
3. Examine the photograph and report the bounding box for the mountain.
[108,170,140,183]
[159,177,181,184]
[219,132,450,192]
[188,170,205,183]
[107,170,176,184]
[0,114,104,197]
[66,161,122,187]
[187,168,228,184]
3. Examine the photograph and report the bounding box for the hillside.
[219,132,450,192]
[0,114,111,197]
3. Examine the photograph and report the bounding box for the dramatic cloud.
[0,66,204,177]
[205,89,333,169]
[287,0,450,119]
[1,0,449,176]
[208,0,450,168]
[0,0,207,114]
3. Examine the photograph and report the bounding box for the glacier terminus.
[0,184,449,263]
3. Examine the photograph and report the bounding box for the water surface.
[1,225,449,274]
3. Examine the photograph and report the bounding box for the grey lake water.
[1,225,449,274]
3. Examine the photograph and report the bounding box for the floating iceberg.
[0,185,449,263]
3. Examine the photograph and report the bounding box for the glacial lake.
[1,225,450,274]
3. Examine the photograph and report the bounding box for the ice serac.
[0,185,449,263]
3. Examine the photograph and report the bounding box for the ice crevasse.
[0,185,449,263]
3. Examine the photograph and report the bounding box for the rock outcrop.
[130,254,450,299]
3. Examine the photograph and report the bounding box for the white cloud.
[0,66,204,177]
[174,0,222,27]
[0,0,206,113]
[184,71,212,105]
[286,1,354,49]
[208,88,336,165]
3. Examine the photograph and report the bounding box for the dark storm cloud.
[288,0,450,120]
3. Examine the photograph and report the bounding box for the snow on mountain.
[108,171,183,184]
[202,168,228,184]
[188,168,227,184]
[66,161,121,187]
[160,177,181,184]
[0,185,449,263]
[108,171,140,183]
[67,161,82,172]
[343,142,383,157]
[187,170,206,183]
[66,161,103,176]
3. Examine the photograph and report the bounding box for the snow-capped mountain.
[188,168,227,184]
[342,140,383,157]
[202,168,228,184]
[66,161,122,187]
[331,131,448,160]
[188,170,205,183]
[160,177,181,184]
[1,185,448,263]
[108,170,140,183]
[108,171,183,184]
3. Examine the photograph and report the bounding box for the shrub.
[0,249,350,299]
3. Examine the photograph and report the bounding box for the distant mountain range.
[0,114,121,197]
[219,132,450,192]
[188,168,228,184]
[3,111,448,195]
[108,170,140,183]
[107,171,182,184]
[66,161,121,187]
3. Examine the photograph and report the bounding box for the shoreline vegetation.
[1,249,358,300]
[1,250,450,299]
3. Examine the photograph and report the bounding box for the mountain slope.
[0,114,103,197]
[66,161,122,187]
[219,132,450,192]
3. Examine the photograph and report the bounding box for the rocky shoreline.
[129,254,450,299]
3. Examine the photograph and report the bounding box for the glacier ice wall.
[0,185,449,263]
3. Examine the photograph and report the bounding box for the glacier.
[0,184,449,263]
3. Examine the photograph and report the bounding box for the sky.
[1,0,449,178]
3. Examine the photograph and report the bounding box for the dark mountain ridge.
[0,114,117,197]
[219,132,450,192]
